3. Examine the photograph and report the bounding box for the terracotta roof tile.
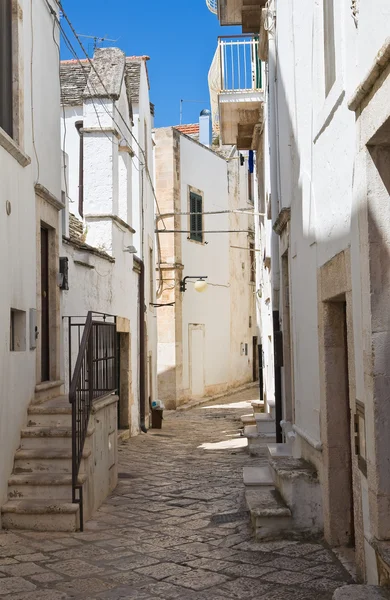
[174,124,200,135]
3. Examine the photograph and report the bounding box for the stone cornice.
[35,184,64,211]
[85,213,136,234]
[273,207,291,236]
[349,37,390,111]
[82,126,121,139]
[63,236,115,263]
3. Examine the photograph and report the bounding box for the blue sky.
[61,0,239,128]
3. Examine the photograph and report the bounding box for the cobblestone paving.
[0,387,353,599]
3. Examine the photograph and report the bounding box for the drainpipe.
[134,256,147,433]
[268,0,283,442]
[75,121,84,217]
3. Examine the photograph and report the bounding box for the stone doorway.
[318,251,359,553]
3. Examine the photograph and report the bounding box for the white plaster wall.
[61,107,83,217]
[61,69,141,433]
[269,0,359,443]
[228,154,258,388]
[180,137,231,395]
[61,57,157,432]
[0,0,61,522]
[268,0,390,581]
[131,60,158,409]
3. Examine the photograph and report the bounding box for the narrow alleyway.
[0,388,353,600]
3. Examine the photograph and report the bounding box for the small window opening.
[10,309,26,352]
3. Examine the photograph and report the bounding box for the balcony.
[217,0,266,33]
[206,0,218,14]
[208,35,264,150]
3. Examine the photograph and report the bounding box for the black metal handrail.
[66,311,117,531]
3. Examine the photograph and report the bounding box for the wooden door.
[40,227,50,381]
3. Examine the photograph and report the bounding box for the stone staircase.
[1,396,92,532]
[241,399,276,456]
[243,442,322,540]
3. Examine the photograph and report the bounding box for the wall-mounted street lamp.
[180,276,208,293]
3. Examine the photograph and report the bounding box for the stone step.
[14,448,91,474]
[268,456,322,533]
[8,472,87,501]
[267,442,293,459]
[241,414,256,426]
[33,381,64,405]
[333,586,390,599]
[1,499,79,532]
[245,487,293,540]
[255,413,276,434]
[243,466,273,487]
[20,426,94,450]
[27,396,72,427]
[251,400,265,414]
[244,426,275,456]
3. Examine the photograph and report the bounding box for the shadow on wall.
[274,33,390,581]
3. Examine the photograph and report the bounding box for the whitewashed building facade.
[155,114,259,409]
[211,0,390,587]
[60,50,158,437]
[0,0,64,528]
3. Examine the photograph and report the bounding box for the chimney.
[199,109,212,147]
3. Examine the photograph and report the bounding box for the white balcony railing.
[206,0,218,14]
[219,36,261,92]
[208,35,262,132]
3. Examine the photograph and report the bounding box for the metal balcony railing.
[219,35,262,92]
[206,0,218,14]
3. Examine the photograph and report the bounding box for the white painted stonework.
[60,52,157,435]
[155,123,262,408]
[263,0,390,584]
[0,0,61,527]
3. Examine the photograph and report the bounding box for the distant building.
[60,50,157,436]
[155,111,261,408]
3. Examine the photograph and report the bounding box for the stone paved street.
[0,387,353,599]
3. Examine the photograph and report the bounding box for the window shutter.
[189,192,203,243]
[190,194,197,239]
[196,196,202,242]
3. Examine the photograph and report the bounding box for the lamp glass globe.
[194,279,208,293]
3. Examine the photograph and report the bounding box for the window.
[0,0,13,137]
[323,0,336,97]
[189,191,203,243]
[249,242,256,283]
[10,309,26,352]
